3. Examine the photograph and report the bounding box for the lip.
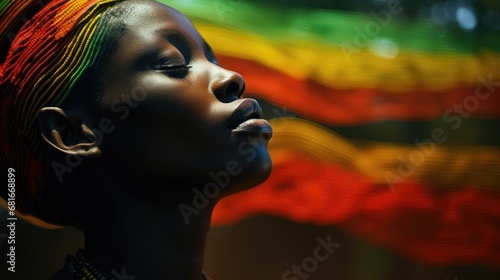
[228,99,273,140]
[233,119,273,140]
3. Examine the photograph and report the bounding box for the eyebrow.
[154,28,220,65]
[155,28,189,44]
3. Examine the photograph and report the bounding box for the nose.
[210,67,245,102]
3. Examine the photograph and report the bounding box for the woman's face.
[93,0,272,193]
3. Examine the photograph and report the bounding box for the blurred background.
[1,0,500,279]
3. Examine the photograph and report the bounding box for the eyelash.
[154,64,192,76]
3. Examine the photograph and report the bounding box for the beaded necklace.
[65,250,210,280]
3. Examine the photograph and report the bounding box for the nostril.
[225,82,241,98]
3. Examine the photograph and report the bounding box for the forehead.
[114,0,205,50]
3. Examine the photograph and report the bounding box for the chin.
[219,147,272,196]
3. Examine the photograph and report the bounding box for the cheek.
[114,98,218,152]
[106,74,217,138]
[101,92,229,177]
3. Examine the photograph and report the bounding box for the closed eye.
[154,64,192,78]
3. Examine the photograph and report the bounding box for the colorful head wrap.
[0,0,122,218]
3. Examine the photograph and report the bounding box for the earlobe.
[38,107,101,158]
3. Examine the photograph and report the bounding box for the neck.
[81,183,214,280]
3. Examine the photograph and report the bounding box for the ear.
[37,107,101,158]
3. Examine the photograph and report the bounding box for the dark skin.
[38,1,272,279]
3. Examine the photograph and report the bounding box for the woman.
[0,0,273,279]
